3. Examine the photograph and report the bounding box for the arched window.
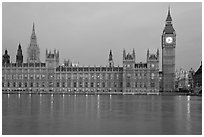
[18,82,21,87]
[24,82,27,87]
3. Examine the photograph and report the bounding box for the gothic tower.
[16,43,23,64]
[108,50,114,67]
[2,49,10,65]
[27,23,40,63]
[46,49,59,68]
[161,7,176,92]
[123,49,135,92]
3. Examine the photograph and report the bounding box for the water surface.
[2,94,202,135]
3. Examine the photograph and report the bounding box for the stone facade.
[161,7,176,92]
[2,8,176,93]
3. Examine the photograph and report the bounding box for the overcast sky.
[2,2,202,71]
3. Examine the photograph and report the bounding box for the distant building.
[188,68,195,91]
[175,68,189,91]
[193,62,202,88]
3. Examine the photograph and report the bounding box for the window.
[24,74,28,79]
[30,75,33,79]
[79,82,82,87]
[120,82,123,88]
[73,82,77,88]
[108,74,111,79]
[73,73,77,79]
[85,82,88,88]
[91,74,94,79]
[30,82,33,87]
[13,82,16,87]
[41,75,45,79]
[56,82,60,87]
[135,82,137,87]
[18,82,22,87]
[62,82,65,87]
[97,82,100,87]
[126,82,131,88]
[114,82,117,87]
[151,73,155,79]
[96,74,100,79]
[102,82,105,88]
[140,83,143,88]
[79,74,83,80]
[102,74,105,79]
[151,82,155,88]
[36,75,40,79]
[42,82,45,87]
[2,82,4,87]
[36,82,39,87]
[49,82,53,87]
[25,82,27,87]
[91,82,94,88]
[7,82,10,87]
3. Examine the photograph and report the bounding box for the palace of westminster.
[2,8,176,93]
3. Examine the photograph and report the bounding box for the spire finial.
[109,49,112,61]
[32,22,35,32]
[166,5,172,22]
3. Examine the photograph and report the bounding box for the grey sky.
[2,2,202,71]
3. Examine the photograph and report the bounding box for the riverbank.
[2,91,201,96]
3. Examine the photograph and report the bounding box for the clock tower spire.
[161,7,176,92]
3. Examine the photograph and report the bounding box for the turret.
[108,49,114,67]
[2,49,10,65]
[123,49,126,60]
[133,48,135,62]
[16,43,23,64]
[46,49,59,68]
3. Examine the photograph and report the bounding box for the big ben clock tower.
[161,7,176,92]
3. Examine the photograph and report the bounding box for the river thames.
[2,94,202,135]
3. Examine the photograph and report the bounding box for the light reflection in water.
[85,95,88,114]
[109,94,112,112]
[97,95,100,119]
[18,93,21,99]
[2,94,202,135]
[187,96,191,120]
[186,96,191,133]
[39,94,42,114]
[51,94,53,114]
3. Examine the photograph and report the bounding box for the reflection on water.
[2,94,202,135]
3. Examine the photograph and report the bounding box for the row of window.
[2,74,46,80]
[126,82,155,88]
[56,67,123,72]
[3,73,158,80]
[3,69,46,72]
[2,73,123,80]
[2,82,154,88]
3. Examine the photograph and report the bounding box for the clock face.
[166,37,173,44]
